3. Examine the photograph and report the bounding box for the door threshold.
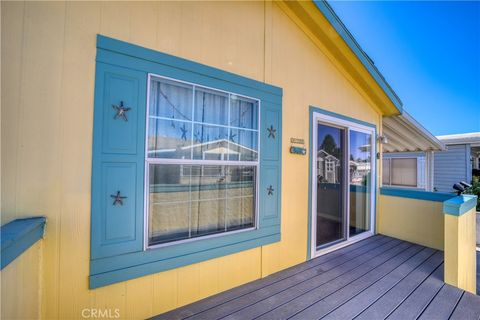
[312,232,373,258]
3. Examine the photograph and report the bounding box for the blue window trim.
[1,217,46,270]
[90,35,282,289]
[380,187,455,202]
[307,105,377,260]
[443,195,478,216]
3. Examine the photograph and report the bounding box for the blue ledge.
[1,217,46,269]
[443,195,478,216]
[380,187,456,202]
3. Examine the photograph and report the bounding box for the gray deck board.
[355,251,444,320]
[288,244,424,320]
[320,247,436,320]
[386,265,445,320]
[228,240,411,320]
[192,239,405,320]
[417,284,463,320]
[449,291,480,320]
[152,235,391,320]
[150,236,480,320]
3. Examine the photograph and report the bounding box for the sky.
[328,1,480,136]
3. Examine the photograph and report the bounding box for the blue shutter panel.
[91,63,147,259]
[259,102,282,227]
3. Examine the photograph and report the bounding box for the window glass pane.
[190,165,226,201]
[190,200,225,237]
[148,164,256,247]
[149,77,192,121]
[228,129,258,161]
[348,130,372,237]
[192,124,229,160]
[148,165,192,245]
[227,196,254,231]
[382,158,391,185]
[230,95,258,129]
[194,88,228,125]
[391,158,417,187]
[148,118,192,159]
[226,166,256,231]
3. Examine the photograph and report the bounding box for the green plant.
[464,175,480,211]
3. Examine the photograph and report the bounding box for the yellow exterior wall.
[378,195,444,250]
[1,1,381,319]
[444,208,477,294]
[0,241,43,320]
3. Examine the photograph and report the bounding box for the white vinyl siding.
[433,144,471,192]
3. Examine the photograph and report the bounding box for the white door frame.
[310,112,376,258]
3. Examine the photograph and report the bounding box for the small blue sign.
[290,146,306,155]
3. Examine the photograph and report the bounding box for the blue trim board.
[443,195,478,216]
[312,1,403,113]
[307,106,377,260]
[1,217,46,269]
[380,187,455,202]
[97,35,282,99]
[90,233,280,288]
[309,106,376,129]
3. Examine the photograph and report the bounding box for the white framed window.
[326,160,334,172]
[382,156,425,188]
[145,74,260,248]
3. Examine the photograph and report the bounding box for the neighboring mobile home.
[1,1,478,319]
[434,132,480,192]
[382,111,445,191]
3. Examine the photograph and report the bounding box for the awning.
[436,132,480,146]
[382,111,444,153]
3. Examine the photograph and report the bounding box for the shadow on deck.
[152,235,480,320]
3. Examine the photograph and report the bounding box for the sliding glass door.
[312,112,375,256]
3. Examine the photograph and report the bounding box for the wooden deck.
[152,235,480,320]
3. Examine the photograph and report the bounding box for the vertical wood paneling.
[57,2,101,318]
[129,1,157,49]
[152,269,178,315]
[99,1,131,41]
[1,1,25,224]
[1,242,42,320]
[125,277,154,320]
[13,2,67,319]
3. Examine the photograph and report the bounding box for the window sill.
[380,187,455,202]
[90,225,280,289]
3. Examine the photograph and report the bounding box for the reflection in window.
[146,75,259,247]
[349,130,372,236]
[148,164,256,245]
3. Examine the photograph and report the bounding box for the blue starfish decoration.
[194,131,201,143]
[110,191,127,206]
[180,124,188,141]
[267,185,274,195]
[267,125,276,139]
[229,132,237,142]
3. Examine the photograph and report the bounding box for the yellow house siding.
[0,241,43,320]
[1,1,381,318]
[378,195,444,251]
